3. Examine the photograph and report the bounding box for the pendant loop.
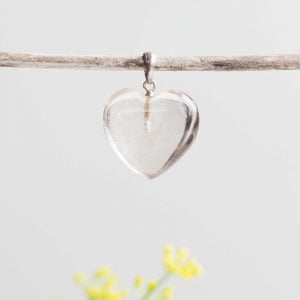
[143,52,156,95]
[143,52,156,83]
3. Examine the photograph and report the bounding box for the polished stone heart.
[103,89,199,179]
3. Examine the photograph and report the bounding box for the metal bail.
[142,52,156,95]
[143,52,156,83]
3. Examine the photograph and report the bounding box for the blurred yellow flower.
[85,286,127,300]
[70,245,203,300]
[147,280,157,292]
[95,267,111,279]
[162,245,203,279]
[134,276,143,288]
[163,245,174,255]
[75,269,127,300]
[85,287,101,300]
[75,272,87,285]
[84,276,127,300]
[160,286,174,300]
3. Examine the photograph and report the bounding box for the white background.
[1,0,300,299]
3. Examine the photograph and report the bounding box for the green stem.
[141,272,171,300]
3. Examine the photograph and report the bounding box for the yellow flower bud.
[74,272,87,285]
[177,248,189,259]
[163,245,174,255]
[95,267,111,278]
[162,286,174,298]
[102,275,119,290]
[147,280,157,292]
[162,245,203,279]
[134,276,143,288]
[85,286,101,299]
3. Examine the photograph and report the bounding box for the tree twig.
[1,52,300,71]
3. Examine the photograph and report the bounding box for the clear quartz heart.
[103,88,199,179]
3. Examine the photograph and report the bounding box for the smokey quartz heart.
[103,89,199,179]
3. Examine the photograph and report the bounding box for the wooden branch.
[1,51,300,71]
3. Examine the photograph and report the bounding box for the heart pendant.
[103,88,199,179]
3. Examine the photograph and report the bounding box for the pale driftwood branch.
[1,52,300,71]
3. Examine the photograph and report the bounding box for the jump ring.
[143,80,156,93]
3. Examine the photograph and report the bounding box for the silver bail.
[143,52,156,83]
[142,52,156,95]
